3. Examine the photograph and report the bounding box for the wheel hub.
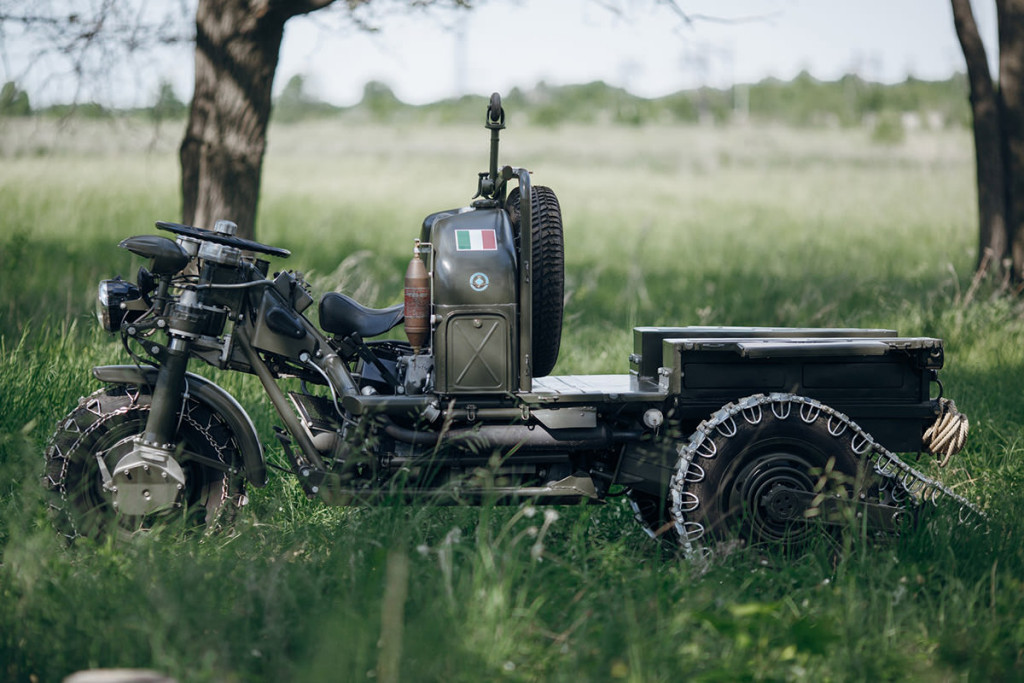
[734,452,816,541]
[761,483,807,522]
[110,440,186,516]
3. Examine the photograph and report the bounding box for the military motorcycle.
[45,94,975,552]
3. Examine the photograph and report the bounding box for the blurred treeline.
[1,71,970,134]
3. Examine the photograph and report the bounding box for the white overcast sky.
[0,0,999,107]
[280,0,996,106]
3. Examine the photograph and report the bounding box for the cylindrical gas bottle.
[404,247,430,351]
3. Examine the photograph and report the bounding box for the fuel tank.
[424,207,518,393]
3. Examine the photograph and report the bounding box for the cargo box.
[631,326,942,453]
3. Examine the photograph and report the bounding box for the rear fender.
[92,365,267,487]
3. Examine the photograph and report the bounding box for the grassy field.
[2,115,1024,681]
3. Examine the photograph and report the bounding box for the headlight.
[97,277,141,332]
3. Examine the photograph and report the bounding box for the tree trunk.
[180,0,336,241]
[952,0,1007,276]
[997,0,1024,282]
[180,1,285,240]
[954,0,1024,286]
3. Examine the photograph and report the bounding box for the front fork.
[142,335,192,447]
[139,270,196,451]
[97,333,193,516]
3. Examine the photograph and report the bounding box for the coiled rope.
[922,397,970,467]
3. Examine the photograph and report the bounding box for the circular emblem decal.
[469,272,490,292]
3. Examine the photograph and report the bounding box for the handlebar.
[485,92,506,195]
[156,221,291,258]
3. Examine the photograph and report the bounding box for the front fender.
[92,365,267,487]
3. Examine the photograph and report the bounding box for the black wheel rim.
[726,444,822,545]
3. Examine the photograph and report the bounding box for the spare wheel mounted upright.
[506,184,564,378]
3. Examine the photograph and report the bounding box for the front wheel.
[44,385,245,541]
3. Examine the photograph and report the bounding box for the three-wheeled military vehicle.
[46,94,973,552]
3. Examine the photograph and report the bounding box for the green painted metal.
[427,207,519,393]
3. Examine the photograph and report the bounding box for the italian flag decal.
[455,229,497,251]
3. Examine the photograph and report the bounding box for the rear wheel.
[627,490,678,543]
[673,396,877,551]
[506,185,564,377]
[45,385,245,541]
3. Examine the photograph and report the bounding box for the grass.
[2,116,1024,681]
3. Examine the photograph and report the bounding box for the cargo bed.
[630,326,942,452]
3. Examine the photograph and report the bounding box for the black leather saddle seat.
[319,292,404,338]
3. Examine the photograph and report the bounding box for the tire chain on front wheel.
[648,393,982,558]
[46,387,137,540]
[44,383,242,541]
[177,387,246,533]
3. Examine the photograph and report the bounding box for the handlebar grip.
[487,92,504,128]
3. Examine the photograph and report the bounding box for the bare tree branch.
[655,0,780,27]
[0,0,196,105]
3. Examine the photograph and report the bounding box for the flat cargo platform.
[527,374,666,405]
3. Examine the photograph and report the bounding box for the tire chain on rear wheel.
[627,393,981,557]
[45,384,242,541]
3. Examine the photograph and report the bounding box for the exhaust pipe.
[383,420,615,451]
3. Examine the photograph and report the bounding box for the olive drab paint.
[426,208,518,393]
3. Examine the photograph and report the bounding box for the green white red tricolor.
[455,229,497,251]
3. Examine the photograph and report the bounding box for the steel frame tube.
[234,326,327,472]
[514,167,532,392]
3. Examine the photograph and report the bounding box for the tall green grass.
[2,118,1023,681]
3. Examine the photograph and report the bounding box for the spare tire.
[506,185,564,377]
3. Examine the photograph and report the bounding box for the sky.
[0,0,1000,108]
[278,0,996,106]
